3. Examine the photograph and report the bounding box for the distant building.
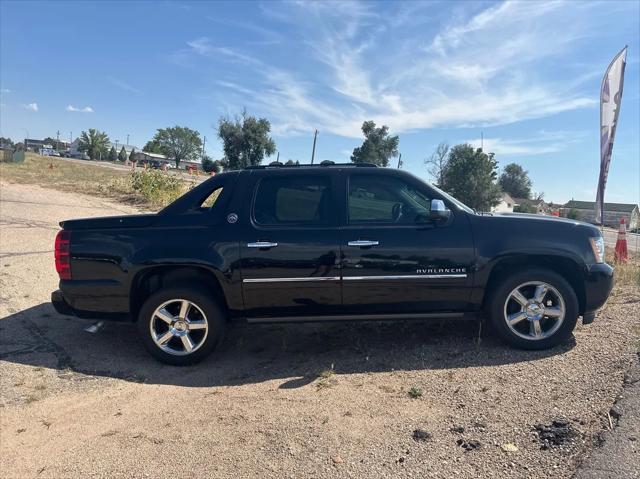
[513,197,549,214]
[492,192,516,213]
[563,200,639,229]
[68,140,138,160]
[24,138,48,151]
[133,151,170,166]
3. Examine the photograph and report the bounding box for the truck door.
[340,171,475,315]
[238,170,342,319]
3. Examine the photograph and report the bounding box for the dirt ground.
[1,181,639,479]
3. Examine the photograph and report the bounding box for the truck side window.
[200,187,223,210]
[253,175,332,226]
[348,175,430,224]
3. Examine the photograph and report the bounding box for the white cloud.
[23,103,38,112]
[1,88,10,94]
[107,76,140,93]
[467,131,587,156]
[182,1,631,138]
[66,105,94,113]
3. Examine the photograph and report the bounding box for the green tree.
[129,148,136,162]
[118,146,128,162]
[218,111,276,170]
[77,129,110,160]
[149,126,202,168]
[441,144,502,211]
[499,163,532,199]
[285,159,300,165]
[143,139,163,154]
[201,155,219,173]
[0,137,14,148]
[351,121,399,167]
[566,208,583,220]
[514,203,538,214]
[108,146,118,162]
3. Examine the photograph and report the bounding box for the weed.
[408,387,423,399]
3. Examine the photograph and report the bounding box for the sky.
[1,0,639,204]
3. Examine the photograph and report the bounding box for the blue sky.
[1,0,638,204]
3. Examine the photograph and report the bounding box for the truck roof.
[245,161,378,170]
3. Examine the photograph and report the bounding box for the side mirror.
[430,199,451,221]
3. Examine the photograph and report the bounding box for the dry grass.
[607,247,640,290]
[0,153,195,209]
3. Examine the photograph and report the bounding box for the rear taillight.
[55,230,72,280]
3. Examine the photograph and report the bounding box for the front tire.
[137,286,225,365]
[487,269,579,350]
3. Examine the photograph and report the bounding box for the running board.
[245,312,468,324]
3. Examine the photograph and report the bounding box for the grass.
[609,248,640,289]
[0,153,196,209]
[316,366,337,390]
[408,387,423,399]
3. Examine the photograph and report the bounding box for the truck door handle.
[247,241,278,249]
[348,240,379,247]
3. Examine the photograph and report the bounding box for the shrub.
[130,169,185,206]
[566,208,582,220]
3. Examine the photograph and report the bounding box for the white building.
[492,192,516,213]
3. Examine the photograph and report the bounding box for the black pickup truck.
[52,163,614,364]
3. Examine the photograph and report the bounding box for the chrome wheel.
[503,281,565,341]
[149,299,209,356]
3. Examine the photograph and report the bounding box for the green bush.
[130,169,184,206]
[566,208,583,220]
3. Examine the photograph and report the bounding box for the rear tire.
[137,285,225,365]
[487,269,578,350]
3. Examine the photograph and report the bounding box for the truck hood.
[60,214,158,230]
[480,212,601,234]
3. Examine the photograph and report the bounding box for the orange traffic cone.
[614,218,628,263]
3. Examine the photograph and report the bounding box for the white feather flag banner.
[596,46,627,225]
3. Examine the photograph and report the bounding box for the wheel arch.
[129,265,229,321]
[482,254,586,314]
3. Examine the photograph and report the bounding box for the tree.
[218,111,276,170]
[285,159,300,165]
[499,163,532,199]
[566,208,583,220]
[129,148,136,163]
[77,129,110,160]
[351,121,399,167]
[0,137,14,148]
[118,146,128,162]
[425,142,449,188]
[143,139,163,154]
[108,146,118,162]
[441,144,502,211]
[149,126,202,168]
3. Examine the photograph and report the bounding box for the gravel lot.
[1,181,638,479]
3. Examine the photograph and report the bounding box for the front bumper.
[582,263,614,324]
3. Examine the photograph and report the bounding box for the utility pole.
[116,140,119,152]
[126,134,130,146]
[310,129,318,164]
[276,151,280,162]
[56,130,60,151]
[202,136,206,160]
[396,153,402,169]
[481,130,484,151]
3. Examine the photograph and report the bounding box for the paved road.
[574,357,639,479]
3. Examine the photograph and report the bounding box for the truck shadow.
[0,303,576,389]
